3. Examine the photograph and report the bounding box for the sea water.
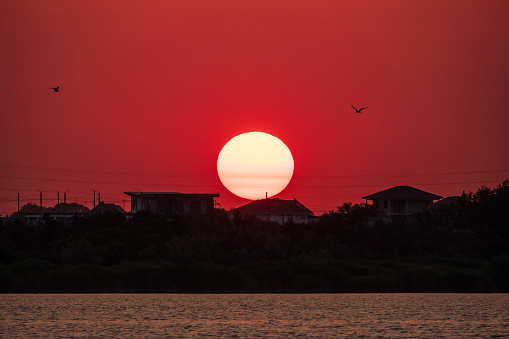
[1,294,508,338]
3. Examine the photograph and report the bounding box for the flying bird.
[351,105,367,113]
[50,86,60,92]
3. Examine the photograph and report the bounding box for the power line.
[0,164,210,178]
[0,179,506,203]
[0,175,220,187]
[1,163,508,180]
[0,172,506,190]
[1,162,507,215]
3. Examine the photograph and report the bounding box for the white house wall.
[374,199,431,216]
[256,213,310,224]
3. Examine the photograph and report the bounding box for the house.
[124,192,219,217]
[91,202,125,213]
[231,198,315,224]
[16,202,125,222]
[363,186,443,219]
[18,211,79,223]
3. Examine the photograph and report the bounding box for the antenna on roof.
[267,193,270,222]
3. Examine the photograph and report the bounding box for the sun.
[217,132,294,200]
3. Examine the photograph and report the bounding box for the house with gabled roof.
[91,201,125,213]
[231,198,315,224]
[363,186,443,219]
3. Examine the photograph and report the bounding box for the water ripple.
[1,294,508,338]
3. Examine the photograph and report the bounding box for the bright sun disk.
[217,132,294,200]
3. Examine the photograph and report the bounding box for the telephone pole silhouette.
[91,189,96,208]
[51,189,60,219]
[63,190,71,220]
[36,189,43,212]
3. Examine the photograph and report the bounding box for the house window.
[132,198,138,210]
[375,201,380,208]
[383,201,388,209]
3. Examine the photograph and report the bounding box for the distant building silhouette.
[434,196,461,208]
[15,202,124,223]
[231,198,315,224]
[91,201,125,213]
[124,192,219,218]
[17,211,74,223]
[363,186,443,219]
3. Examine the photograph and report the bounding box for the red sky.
[1,1,509,215]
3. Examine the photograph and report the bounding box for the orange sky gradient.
[1,1,509,215]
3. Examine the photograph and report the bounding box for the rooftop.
[91,202,125,213]
[124,192,219,198]
[362,186,443,200]
[233,198,313,215]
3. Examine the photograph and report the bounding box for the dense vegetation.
[1,181,508,293]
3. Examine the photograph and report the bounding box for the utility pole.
[36,189,43,212]
[63,190,71,206]
[9,189,20,214]
[91,189,96,208]
[98,191,101,204]
[51,189,60,220]
[63,190,70,221]
[266,192,270,222]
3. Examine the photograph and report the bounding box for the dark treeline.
[1,181,508,293]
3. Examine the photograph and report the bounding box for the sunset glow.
[1,1,508,215]
[217,132,294,200]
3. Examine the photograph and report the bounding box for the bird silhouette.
[351,105,367,113]
[50,86,59,92]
